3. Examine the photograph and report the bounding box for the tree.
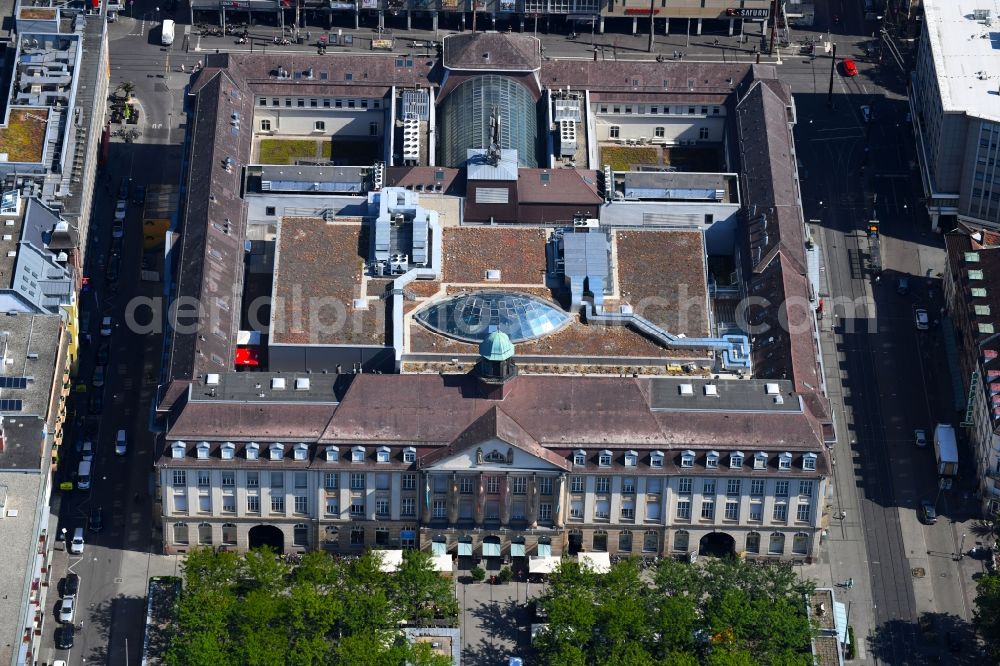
[470,565,486,582]
[497,565,513,584]
[974,570,1000,661]
[393,549,458,623]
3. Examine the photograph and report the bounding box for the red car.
[841,58,858,77]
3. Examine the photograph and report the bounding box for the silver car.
[58,597,75,623]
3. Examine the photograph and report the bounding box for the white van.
[77,460,92,490]
[161,19,175,46]
[115,429,127,456]
[69,527,85,554]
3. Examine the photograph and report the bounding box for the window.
[799,481,814,497]
[284,98,292,107]
[598,451,612,467]
[260,119,271,131]
[403,447,416,463]
[246,471,259,488]
[593,531,608,552]
[570,500,584,520]
[651,451,664,468]
[221,443,235,460]
[402,473,416,490]
[792,532,809,555]
[624,451,638,467]
[376,473,390,490]
[746,532,760,554]
[775,481,789,497]
[350,499,365,517]
[673,530,689,552]
[594,500,610,520]
[599,105,608,113]
[688,106,696,114]
[622,477,636,494]
[573,450,586,466]
[312,120,326,132]
[309,98,318,108]
[246,494,260,513]
[754,452,767,469]
[350,473,365,490]
[596,477,610,494]
[703,479,716,495]
[768,532,785,555]
[750,479,765,496]
[375,498,389,517]
[173,523,188,545]
[432,500,447,519]
[271,496,285,514]
[294,472,307,489]
[326,497,339,516]
[294,524,309,547]
[778,452,792,470]
[726,479,741,497]
[730,452,744,468]
[643,531,658,552]
[335,99,343,108]
[624,105,632,114]
[647,477,662,495]
[678,478,692,494]
[325,447,339,463]
[796,503,812,522]
[655,126,665,138]
[539,503,552,521]
[369,122,378,136]
[706,451,719,469]
[621,500,635,520]
[401,497,416,517]
[270,472,284,489]
[619,530,633,552]
[486,477,500,494]
[350,527,364,546]
[324,472,338,490]
[609,125,620,139]
[222,492,235,513]
[198,493,211,513]
[294,496,308,514]
[222,523,237,545]
[352,447,365,463]
[749,502,763,522]
[773,502,788,522]
[676,499,691,520]
[376,447,390,463]
[512,501,526,521]
[173,491,188,513]
[323,98,331,108]
[803,453,817,471]
[196,443,210,460]
[460,477,474,494]
[172,471,186,487]
[539,477,553,495]
[269,444,283,461]
[571,476,585,493]
[197,471,211,487]
[613,105,621,113]
[246,443,260,460]
[258,98,267,107]
[348,99,355,108]
[511,476,527,495]
[297,98,305,107]
[293,444,308,462]
[725,501,739,521]
[700,499,715,520]
[712,106,721,115]
[680,450,695,468]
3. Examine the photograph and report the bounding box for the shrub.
[470,565,485,583]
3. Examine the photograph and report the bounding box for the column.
[354,9,360,29]
[407,11,412,30]
[474,473,485,526]
[631,16,637,34]
[220,6,226,29]
[554,474,566,528]
[728,18,734,36]
[433,11,439,31]
[528,474,539,528]
[448,473,459,524]
[664,17,669,35]
[421,473,432,523]
[500,474,512,525]
[520,16,524,31]
[598,15,604,33]
[696,18,702,35]
[366,473,377,521]
[390,473,401,521]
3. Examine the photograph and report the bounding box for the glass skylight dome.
[415,292,569,344]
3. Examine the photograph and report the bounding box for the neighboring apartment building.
[157,33,832,564]
[944,224,1000,516]
[0,314,70,666]
[909,0,1000,232]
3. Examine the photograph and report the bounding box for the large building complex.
[910,0,1000,231]
[156,32,833,565]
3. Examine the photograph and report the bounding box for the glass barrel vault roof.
[415,292,569,343]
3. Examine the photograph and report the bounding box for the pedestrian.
[306,30,311,42]
[714,38,719,46]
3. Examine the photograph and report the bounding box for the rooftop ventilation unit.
[559,120,577,158]
[679,383,694,396]
[765,382,780,395]
[206,373,220,385]
[402,113,420,164]
[974,8,992,21]
[295,377,310,391]
[704,384,718,396]
[485,269,501,280]
[353,298,369,310]
[271,377,286,390]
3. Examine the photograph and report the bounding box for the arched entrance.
[248,524,285,554]
[567,530,583,555]
[699,532,736,558]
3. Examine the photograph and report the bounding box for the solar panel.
[0,376,27,389]
[0,399,23,411]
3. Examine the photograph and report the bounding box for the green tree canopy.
[974,570,1000,662]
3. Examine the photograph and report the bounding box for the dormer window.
[403,446,416,463]
[730,451,744,469]
[377,446,391,463]
[650,450,664,468]
[624,450,638,467]
[246,442,260,461]
[269,443,284,461]
[598,450,612,467]
[325,446,339,463]
[352,446,365,463]
[680,450,695,468]
[196,441,211,460]
[573,449,586,466]
[706,451,719,469]
[293,443,308,461]
[220,442,235,460]
[754,452,767,470]
[778,452,792,470]
[171,441,186,459]
[802,453,817,471]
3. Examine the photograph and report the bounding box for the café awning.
[537,543,551,557]
[510,543,526,557]
[577,552,611,573]
[376,549,403,573]
[431,541,447,556]
[458,541,473,557]
[528,556,560,574]
[482,541,502,558]
[431,554,453,574]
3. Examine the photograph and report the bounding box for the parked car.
[133,184,146,206]
[118,177,130,200]
[112,221,124,239]
[914,308,929,330]
[88,391,103,415]
[920,500,937,524]
[101,316,113,336]
[81,439,94,461]
[88,507,103,532]
[914,429,927,448]
[69,527,85,554]
[96,341,110,365]
[58,596,75,623]
[841,58,858,76]
[860,105,872,122]
[55,623,74,649]
[106,255,120,282]
[896,276,909,295]
[114,199,127,221]
[91,365,105,388]
[62,573,79,598]
[115,429,127,456]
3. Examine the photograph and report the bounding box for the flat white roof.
[925,0,1000,121]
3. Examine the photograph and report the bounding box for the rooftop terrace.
[0,108,48,163]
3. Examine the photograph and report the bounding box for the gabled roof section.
[419,405,571,470]
[443,33,541,72]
